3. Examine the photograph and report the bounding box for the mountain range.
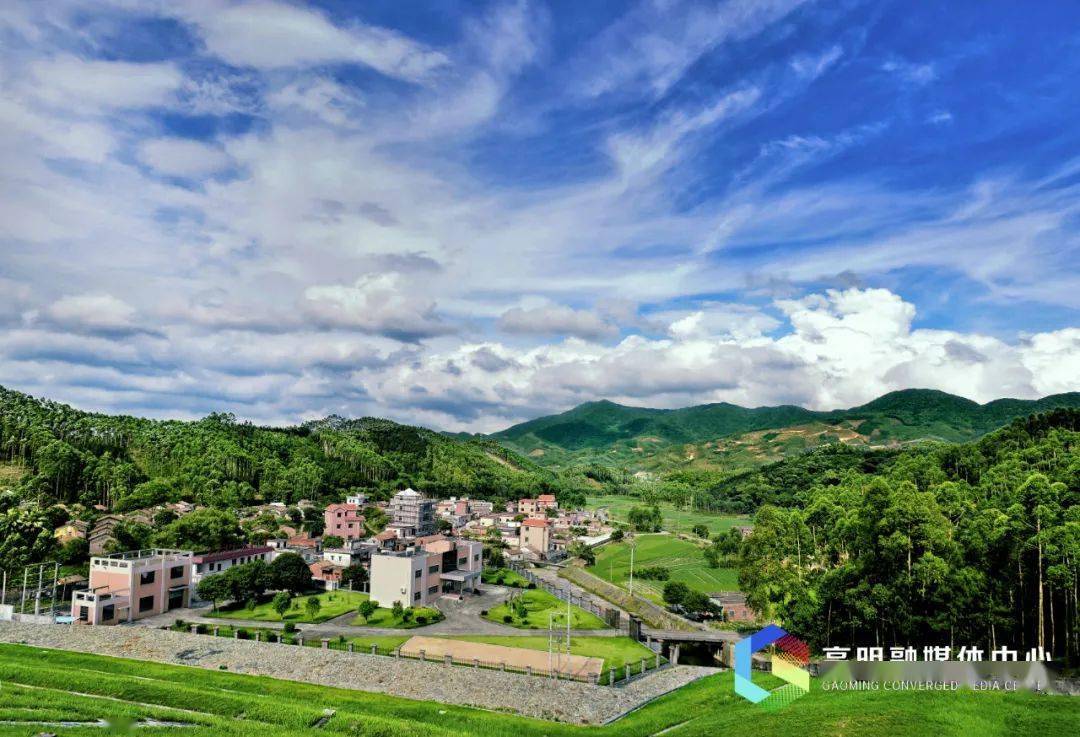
[490,389,1080,472]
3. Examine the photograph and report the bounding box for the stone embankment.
[0,621,716,724]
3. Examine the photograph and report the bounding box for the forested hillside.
[737,409,1080,662]
[0,385,561,513]
[492,390,1080,473]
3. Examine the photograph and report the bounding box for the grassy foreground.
[588,533,738,601]
[207,590,369,623]
[0,643,1076,736]
[484,588,608,629]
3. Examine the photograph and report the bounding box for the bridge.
[639,627,742,667]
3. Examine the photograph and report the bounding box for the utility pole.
[628,543,635,599]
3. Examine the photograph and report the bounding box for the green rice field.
[585,495,749,535]
[588,533,738,602]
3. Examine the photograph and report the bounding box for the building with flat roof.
[72,549,192,625]
[387,488,436,538]
[369,537,482,608]
[191,546,273,590]
[519,518,553,559]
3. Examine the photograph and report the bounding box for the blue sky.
[0,0,1077,431]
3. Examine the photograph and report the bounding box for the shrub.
[173,618,186,629]
[527,582,537,589]
[503,614,513,623]
[282,622,296,633]
[415,615,428,625]
[237,629,250,640]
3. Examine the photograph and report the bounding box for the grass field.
[349,603,442,628]
[207,590,369,623]
[0,643,1077,737]
[482,568,531,587]
[484,588,608,629]
[588,533,738,602]
[585,495,749,535]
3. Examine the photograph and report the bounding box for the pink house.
[72,549,193,625]
[324,503,366,540]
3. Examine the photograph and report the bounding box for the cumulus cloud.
[42,294,139,334]
[302,273,453,341]
[498,304,618,340]
[26,56,183,111]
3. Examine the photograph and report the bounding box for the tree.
[568,541,595,566]
[628,505,663,532]
[322,535,344,549]
[196,574,231,611]
[662,580,690,608]
[391,600,404,620]
[271,591,292,619]
[692,524,709,538]
[270,552,311,594]
[340,564,368,590]
[357,599,378,621]
[683,590,713,615]
[224,560,271,603]
[154,508,242,552]
[610,528,625,542]
[437,518,453,533]
[304,596,321,620]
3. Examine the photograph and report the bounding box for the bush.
[503,614,513,623]
[282,622,296,634]
[173,618,186,629]
[527,582,537,589]
[415,615,428,625]
[236,629,250,640]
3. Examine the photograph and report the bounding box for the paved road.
[135,585,621,639]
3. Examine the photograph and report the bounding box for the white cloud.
[45,293,138,332]
[26,55,183,111]
[790,45,843,79]
[138,138,232,177]
[176,0,447,80]
[302,273,453,340]
[498,304,618,340]
[881,57,937,85]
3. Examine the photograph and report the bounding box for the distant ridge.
[491,388,1080,470]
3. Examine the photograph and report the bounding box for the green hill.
[492,389,1080,471]
[0,384,555,513]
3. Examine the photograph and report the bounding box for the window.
[140,570,155,585]
[413,592,421,601]
[457,557,467,566]
[427,586,438,594]
[473,554,480,561]
[414,569,422,579]
[78,606,88,622]
[170,566,184,579]
[139,595,155,613]
[428,565,439,574]
[102,604,115,621]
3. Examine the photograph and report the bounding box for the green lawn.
[1,643,1077,737]
[484,588,607,630]
[585,495,749,535]
[482,568,531,587]
[350,603,442,628]
[206,590,368,623]
[588,533,738,602]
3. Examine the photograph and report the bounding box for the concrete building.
[369,537,482,608]
[88,515,123,555]
[518,494,558,517]
[191,546,273,589]
[310,561,345,590]
[387,488,436,538]
[72,549,192,625]
[345,493,368,507]
[519,518,553,559]
[324,503,366,541]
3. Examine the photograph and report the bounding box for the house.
[345,493,368,507]
[54,520,89,545]
[324,503,366,541]
[88,515,123,555]
[710,591,756,622]
[191,546,273,589]
[71,549,193,625]
[268,537,321,563]
[323,541,373,568]
[519,518,554,559]
[387,488,436,538]
[309,561,345,590]
[518,495,558,517]
[469,500,494,516]
[369,537,483,608]
[735,525,754,539]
